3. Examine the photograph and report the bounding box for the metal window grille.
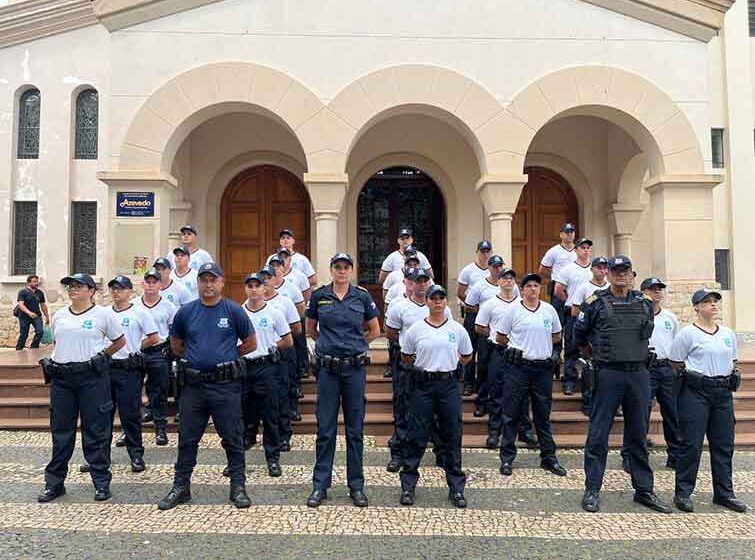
[711,128,725,169]
[715,249,731,291]
[74,89,98,159]
[17,89,40,159]
[750,1,755,36]
[12,201,37,275]
[71,202,97,275]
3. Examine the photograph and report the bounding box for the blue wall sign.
[117,192,154,217]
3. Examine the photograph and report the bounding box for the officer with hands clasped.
[38,273,126,503]
[496,273,567,478]
[670,289,749,513]
[157,262,257,511]
[575,256,672,514]
[306,253,381,508]
[399,285,473,508]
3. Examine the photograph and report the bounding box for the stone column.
[475,175,528,264]
[304,173,348,278]
[607,203,644,258]
[645,175,721,322]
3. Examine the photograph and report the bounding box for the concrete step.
[0,378,49,398]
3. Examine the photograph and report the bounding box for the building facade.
[0,0,751,344]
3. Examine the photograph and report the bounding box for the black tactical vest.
[592,293,653,363]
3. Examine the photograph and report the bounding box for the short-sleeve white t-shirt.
[274,280,304,306]
[381,250,431,275]
[383,269,405,293]
[554,261,592,297]
[650,308,679,360]
[51,305,125,363]
[540,244,577,279]
[385,282,407,307]
[170,268,199,301]
[282,268,311,295]
[265,292,301,325]
[132,296,177,342]
[160,280,193,308]
[475,294,521,343]
[385,297,452,347]
[465,278,500,308]
[670,324,737,377]
[402,318,473,372]
[497,300,562,360]
[458,262,489,289]
[109,304,158,359]
[242,302,291,359]
[566,280,609,307]
[266,252,316,278]
[167,248,214,271]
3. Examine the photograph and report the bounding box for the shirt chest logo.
[121,318,131,328]
[724,337,733,348]
[664,320,672,331]
[448,332,457,343]
[543,318,551,329]
[217,317,230,329]
[82,319,94,330]
[258,317,270,327]
[166,294,175,302]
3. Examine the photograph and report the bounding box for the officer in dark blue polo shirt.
[305,253,381,508]
[157,262,257,511]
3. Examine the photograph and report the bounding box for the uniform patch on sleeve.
[577,311,585,322]
[585,295,597,305]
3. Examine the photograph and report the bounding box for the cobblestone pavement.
[0,432,754,559]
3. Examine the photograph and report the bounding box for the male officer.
[276,247,312,381]
[384,254,422,308]
[574,255,672,514]
[132,268,177,445]
[378,228,433,283]
[399,285,472,508]
[383,247,420,298]
[170,246,199,301]
[154,257,192,308]
[157,263,257,510]
[267,229,317,288]
[166,225,214,270]
[457,240,494,304]
[383,252,421,380]
[277,247,312,304]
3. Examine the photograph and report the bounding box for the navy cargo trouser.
[110,360,144,461]
[243,360,281,463]
[277,348,296,444]
[142,345,171,430]
[487,346,533,439]
[174,379,246,487]
[45,364,113,490]
[474,337,493,411]
[462,311,478,390]
[400,375,466,495]
[584,365,654,493]
[313,362,366,492]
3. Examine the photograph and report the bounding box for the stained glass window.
[74,89,98,160]
[72,201,98,275]
[13,201,37,275]
[17,89,40,159]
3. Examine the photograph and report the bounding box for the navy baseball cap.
[692,288,722,305]
[426,285,448,299]
[608,255,632,270]
[268,254,284,266]
[108,275,133,289]
[403,267,418,279]
[560,223,576,233]
[404,254,420,265]
[411,268,431,281]
[259,266,275,277]
[576,237,593,247]
[61,273,96,289]
[498,268,516,279]
[403,245,418,256]
[330,253,354,266]
[591,256,609,267]
[244,272,264,285]
[179,225,197,235]
[398,228,413,238]
[477,240,492,252]
[153,257,172,269]
[143,268,161,282]
[197,262,223,278]
[279,229,295,238]
[520,272,542,287]
[640,277,667,291]
[488,255,505,267]
[172,246,189,256]
[277,246,291,256]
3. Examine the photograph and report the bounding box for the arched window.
[17,89,40,159]
[75,89,98,159]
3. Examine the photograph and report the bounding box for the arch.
[485,65,704,177]
[74,88,99,160]
[330,65,496,174]
[119,62,325,173]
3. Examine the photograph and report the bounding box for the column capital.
[304,172,348,215]
[643,174,722,194]
[475,174,528,215]
[607,203,645,236]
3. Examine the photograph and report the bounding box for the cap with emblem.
[403,245,418,256]
[259,266,275,278]
[198,262,223,278]
[61,273,96,289]
[279,228,295,238]
[591,256,609,267]
[691,288,722,305]
[477,240,492,252]
[143,268,161,282]
[560,223,576,233]
[498,268,516,279]
[426,285,447,299]
[403,267,418,279]
[411,268,431,281]
[108,275,133,289]
[268,254,284,266]
[404,253,420,265]
[153,257,172,269]
[244,272,264,285]
[330,253,354,266]
[576,237,593,247]
[608,255,632,270]
[179,225,197,235]
[172,245,189,256]
[277,247,291,256]
[640,277,667,291]
[520,272,543,287]
[488,255,505,267]
[398,228,413,238]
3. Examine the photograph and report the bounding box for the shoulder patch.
[642,293,653,301]
[585,295,597,305]
[356,285,369,292]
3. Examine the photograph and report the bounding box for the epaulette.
[356,285,369,292]
[585,294,598,305]
[312,285,328,293]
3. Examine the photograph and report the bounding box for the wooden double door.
[220,165,311,302]
[511,167,578,297]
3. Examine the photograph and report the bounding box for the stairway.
[2,348,755,447]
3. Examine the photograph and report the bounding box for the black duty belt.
[520,357,553,368]
[244,355,276,367]
[413,369,459,382]
[595,361,646,372]
[142,341,168,354]
[316,354,367,367]
[49,360,95,375]
[655,359,671,366]
[110,359,131,370]
[685,373,732,389]
[183,368,243,384]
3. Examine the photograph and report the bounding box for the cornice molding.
[0,0,97,49]
[92,0,224,32]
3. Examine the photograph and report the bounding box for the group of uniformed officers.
[36,222,748,514]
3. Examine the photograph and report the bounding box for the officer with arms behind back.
[670,289,749,513]
[305,253,381,508]
[574,256,672,514]
[399,285,473,508]
[38,273,125,503]
[157,262,257,510]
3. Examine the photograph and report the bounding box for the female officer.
[305,253,380,508]
[670,289,749,513]
[38,273,125,503]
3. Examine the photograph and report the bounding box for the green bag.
[41,326,53,345]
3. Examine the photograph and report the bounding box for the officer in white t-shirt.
[265,229,317,288]
[240,272,293,477]
[38,273,125,504]
[457,240,493,305]
[154,257,193,308]
[474,268,535,449]
[383,249,420,298]
[170,246,199,301]
[277,247,312,303]
[669,289,748,514]
[399,285,472,509]
[378,227,433,284]
[383,252,421,380]
[539,222,577,327]
[166,225,214,271]
[496,273,566,479]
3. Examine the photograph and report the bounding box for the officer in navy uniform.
[305,253,381,508]
[574,255,672,514]
[399,285,472,508]
[157,263,257,510]
[37,273,125,503]
[670,289,749,513]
